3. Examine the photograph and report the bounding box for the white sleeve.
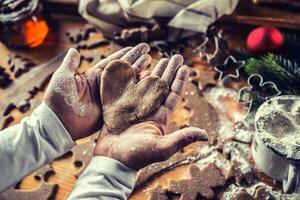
[67,156,137,200]
[0,101,75,192]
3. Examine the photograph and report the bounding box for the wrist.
[33,101,76,149]
[93,130,115,156]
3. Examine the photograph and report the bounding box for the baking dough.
[168,163,226,200]
[100,60,168,132]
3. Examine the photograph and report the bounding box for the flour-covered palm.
[44,43,152,140]
[94,55,208,170]
[100,60,169,132]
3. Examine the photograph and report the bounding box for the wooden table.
[1,10,293,200]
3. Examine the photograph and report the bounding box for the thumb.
[58,48,80,73]
[156,127,208,161]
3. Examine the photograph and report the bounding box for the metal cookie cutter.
[193,35,219,63]
[238,74,281,122]
[150,40,185,58]
[192,27,227,64]
[214,55,245,81]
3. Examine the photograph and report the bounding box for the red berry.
[247,26,284,54]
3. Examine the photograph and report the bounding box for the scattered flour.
[196,148,231,175]
[223,141,253,176]
[204,87,237,113]
[233,123,253,144]
[204,86,249,142]
[52,71,89,117]
[204,87,246,121]
[230,146,252,175]
[222,182,300,200]
[217,120,235,141]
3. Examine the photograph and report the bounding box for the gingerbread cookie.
[195,147,232,180]
[100,60,169,132]
[223,141,256,184]
[135,150,201,188]
[169,163,226,200]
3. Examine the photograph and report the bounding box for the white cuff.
[67,156,137,200]
[0,101,75,192]
[88,156,137,188]
[34,101,75,151]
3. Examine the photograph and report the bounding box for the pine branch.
[272,54,300,77]
[262,53,299,82]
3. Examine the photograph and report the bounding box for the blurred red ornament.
[247,26,284,54]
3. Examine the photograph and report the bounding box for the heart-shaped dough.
[100,60,169,132]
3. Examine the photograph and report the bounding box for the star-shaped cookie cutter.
[238,74,281,122]
[214,55,245,81]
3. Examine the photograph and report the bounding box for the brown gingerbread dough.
[168,163,226,200]
[100,60,169,132]
[184,82,219,143]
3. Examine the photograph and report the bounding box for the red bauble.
[247,26,284,54]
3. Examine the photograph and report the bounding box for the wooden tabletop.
[0,10,289,200]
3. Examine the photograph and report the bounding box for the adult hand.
[44,43,151,140]
[94,55,208,170]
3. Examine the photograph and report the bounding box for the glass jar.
[0,0,50,48]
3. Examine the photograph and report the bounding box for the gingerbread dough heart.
[100,60,169,132]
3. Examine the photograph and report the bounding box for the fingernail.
[170,54,184,66]
[182,65,190,73]
[189,127,208,141]
[200,133,208,141]
[177,66,190,78]
[62,48,80,70]
[137,43,150,54]
[67,48,80,58]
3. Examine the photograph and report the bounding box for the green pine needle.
[273,54,300,77]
